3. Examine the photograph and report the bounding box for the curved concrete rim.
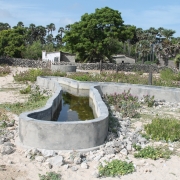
[18,76,180,151]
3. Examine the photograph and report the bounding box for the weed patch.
[98,159,135,177]
[134,145,171,160]
[14,68,66,82]
[39,172,61,180]
[104,89,140,118]
[145,118,180,142]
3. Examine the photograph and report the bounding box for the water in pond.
[53,91,95,122]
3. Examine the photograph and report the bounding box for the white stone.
[40,149,56,157]
[71,166,78,171]
[47,156,64,167]
[120,148,128,156]
[81,162,88,169]
[35,156,44,163]
[1,146,14,155]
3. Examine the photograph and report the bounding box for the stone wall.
[55,62,160,73]
[0,57,173,73]
[0,58,50,68]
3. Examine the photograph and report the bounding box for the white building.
[42,51,61,63]
[112,54,135,64]
[42,51,76,63]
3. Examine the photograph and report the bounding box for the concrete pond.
[18,76,180,151]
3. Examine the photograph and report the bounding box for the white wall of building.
[42,51,61,63]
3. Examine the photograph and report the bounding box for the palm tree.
[49,23,56,34]
[58,27,64,38]
[17,21,24,27]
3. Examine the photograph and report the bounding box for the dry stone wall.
[0,57,172,73]
[0,58,50,68]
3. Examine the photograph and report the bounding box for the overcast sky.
[0,0,180,37]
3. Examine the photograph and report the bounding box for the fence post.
[148,70,152,85]
[100,60,102,72]
[116,64,118,73]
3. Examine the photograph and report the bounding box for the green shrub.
[134,146,171,160]
[20,85,31,94]
[145,118,180,142]
[0,65,11,76]
[143,95,155,107]
[99,159,135,177]
[14,68,66,82]
[104,89,140,118]
[39,172,61,180]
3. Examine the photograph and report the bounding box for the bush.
[145,118,180,142]
[143,95,155,107]
[20,85,31,94]
[134,146,171,160]
[39,172,61,180]
[99,159,135,177]
[0,65,11,76]
[104,89,140,118]
[14,68,66,82]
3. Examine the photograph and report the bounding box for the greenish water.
[53,92,94,121]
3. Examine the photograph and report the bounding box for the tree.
[0,22,11,31]
[0,27,26,57]
[22,40,42,60]
[63,7,135,62]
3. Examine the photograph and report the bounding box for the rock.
[126,144,132,151]
[93,155,102,161]
[40,149,56,157]
[0,139,4,145]
[92,171,99,178]
[120,148,128,156]
[71,166,78,171]
[35,156,45,163]
[81,162,88,169]
[3,142,14,147]
[105,147,115,155]
[63,164,69,170]
[47,156,64,167]
[74,157,82,164]
[7,160,13,164]
[44,162,53,169]
[1,146,14,155]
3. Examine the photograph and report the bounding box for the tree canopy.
[63,7,136,62]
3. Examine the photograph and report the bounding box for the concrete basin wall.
[19,77,109,150]
[51,65,76,73]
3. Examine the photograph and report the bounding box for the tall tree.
[0,27,26,57]
[63,7,135,62]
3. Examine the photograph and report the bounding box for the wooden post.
[100,60,102,72]
[148,71,152,85]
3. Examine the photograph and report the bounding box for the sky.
[0,0,180,37]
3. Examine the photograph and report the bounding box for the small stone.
[81,162,88,169]
[120,148,128,156]
[126,144,132,151]
[35,156,45,163]
[8,160,13,164]
[47,156,64,167]
[44,162,53,169]
[40,149,56,157]
[63,164,69,170]
[74,157,81,164]
[92,171,99,178]
[1,146,14,155]
[105,147,115,155]
[3,142,14,147]
[71,166,78,171]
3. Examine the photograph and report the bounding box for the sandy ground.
[0,66,180,180]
